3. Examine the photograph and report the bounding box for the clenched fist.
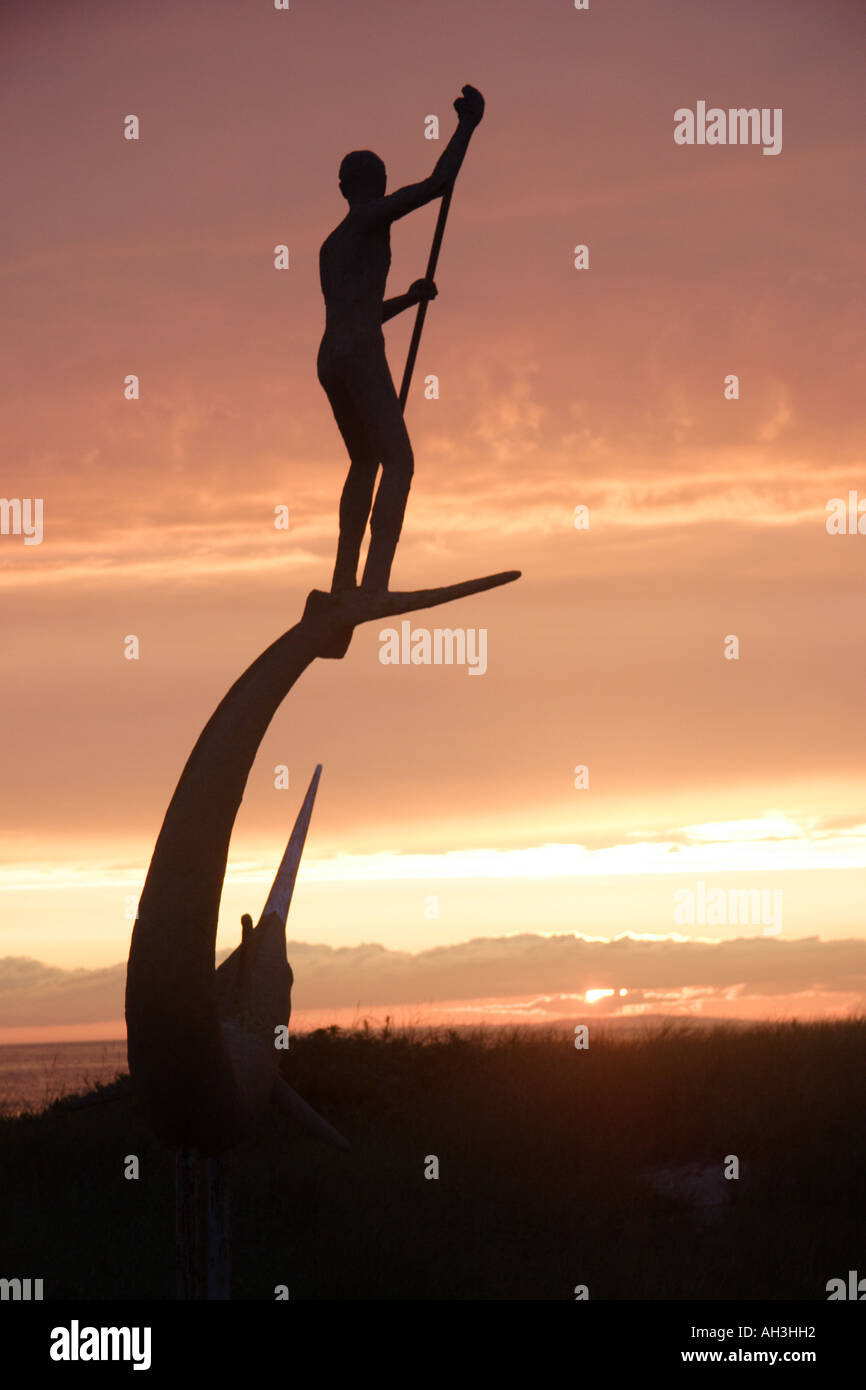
[409,278,438,303]
[454,84,485,129]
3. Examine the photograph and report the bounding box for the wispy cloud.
[2,813,865,897]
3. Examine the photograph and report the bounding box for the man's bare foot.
[304,588,346,621]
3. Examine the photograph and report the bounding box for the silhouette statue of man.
[318,84,485,593]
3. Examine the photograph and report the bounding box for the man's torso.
[318,209,390,358]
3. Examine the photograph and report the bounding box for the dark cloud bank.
[2,934,865,1027]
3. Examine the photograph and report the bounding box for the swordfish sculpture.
[125,580,518,1298]
[124,78,520,1296]
[125,579,517,1157]
[126,576,519,1129]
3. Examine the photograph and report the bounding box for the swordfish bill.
[214,763,323,1026]
[215,764,350,1150]
[262,762,322,922]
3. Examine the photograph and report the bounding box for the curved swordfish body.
[125,574,519,1155]
[126,608,322,1156]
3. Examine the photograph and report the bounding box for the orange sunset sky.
[2,0,865,1041]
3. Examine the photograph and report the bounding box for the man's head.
[338,150,386,204]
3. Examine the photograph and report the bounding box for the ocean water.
[0,1040,127,1117]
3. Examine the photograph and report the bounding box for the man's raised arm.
[364,85,485,226]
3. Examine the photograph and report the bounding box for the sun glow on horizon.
[584,989,616,1004]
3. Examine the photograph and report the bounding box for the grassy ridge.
[1,1019,864,1300]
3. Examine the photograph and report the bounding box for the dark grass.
[1,1018,865,1300]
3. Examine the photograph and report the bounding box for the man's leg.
[319,359,379,591]
[333,457,378,590]
[356,357,414,591]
